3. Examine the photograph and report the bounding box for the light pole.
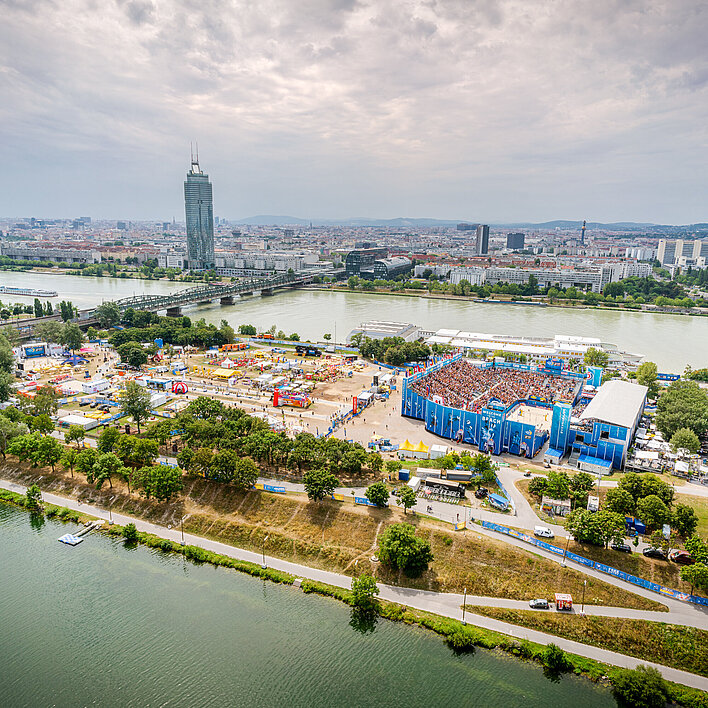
[580,579,587,614]
[262,534,270,569]
[462,587,467,625]
[561,535,571,566]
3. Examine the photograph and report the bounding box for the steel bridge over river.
[3,272,316,337]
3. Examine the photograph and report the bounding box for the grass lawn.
[1,461,667,611]
[471,607,708,677]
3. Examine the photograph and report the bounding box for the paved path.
[48,431,701,611]
[1,478,707,691]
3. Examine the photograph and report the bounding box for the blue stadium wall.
[400,356,586,458]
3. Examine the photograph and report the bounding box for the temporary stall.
[429,444,449,459]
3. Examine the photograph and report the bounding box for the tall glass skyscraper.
[184,153,215,270]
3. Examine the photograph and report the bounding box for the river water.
[0,503,614,707]
[1,270,705,371]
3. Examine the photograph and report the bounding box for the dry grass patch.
[471,607,708,677]
[0,463,665,610]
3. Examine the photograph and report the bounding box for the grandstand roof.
[579,379,647,429]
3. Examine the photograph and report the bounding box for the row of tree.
[350,335,431,366]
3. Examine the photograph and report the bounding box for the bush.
[445,626,480,653]
[123,522,139,543]
[611,665,669,708]
[540,643,571,673]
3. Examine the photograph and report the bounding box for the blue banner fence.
[480,520,708,606]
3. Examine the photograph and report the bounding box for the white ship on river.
[0,285,58,298]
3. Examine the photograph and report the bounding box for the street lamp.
[580,579,587,614]
[561,535,571,566]
[462,587,467,625]
[262,535,270,569]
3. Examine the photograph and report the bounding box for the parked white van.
[534,526,554,539]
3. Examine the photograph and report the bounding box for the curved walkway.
[1,478,706,691]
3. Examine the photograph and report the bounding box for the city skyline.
[1,1,707,223]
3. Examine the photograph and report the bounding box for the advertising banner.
[549,402,572,452]
[586,365,603,387]
[480,406,504,455]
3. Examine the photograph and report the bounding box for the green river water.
[0,503,616,707]
[1,270,705,371]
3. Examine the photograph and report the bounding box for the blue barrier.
[480,520,708,606]
[354,496,378,507]
[263,484,286,494]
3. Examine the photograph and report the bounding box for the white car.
[534,526,554,539]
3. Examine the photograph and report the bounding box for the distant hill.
[232,215,706,229]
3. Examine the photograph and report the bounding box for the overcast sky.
[1,0,706,223]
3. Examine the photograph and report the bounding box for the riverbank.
[1,484,707,703]
[0,462,663,611]
[307,285,708,318]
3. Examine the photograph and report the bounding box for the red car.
[669,550,695,566]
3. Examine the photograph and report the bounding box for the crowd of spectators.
[410,360,578,412]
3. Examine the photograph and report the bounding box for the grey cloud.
[0,0,706,222]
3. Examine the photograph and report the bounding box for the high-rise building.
[456,222,474,231]
[476,224,489,255]
[184,152,215,270]
[506,232,525,250]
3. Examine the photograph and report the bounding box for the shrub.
[540,643,571,673]
[123,522,139,543]
[611,665,669,708]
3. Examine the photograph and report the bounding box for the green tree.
[611,665,668,708]
[90,452,126,489]
[33,298,43,318]
[377,522,433,575]
[117,342,149,367]
[61,447,79,477]
[655,380,708,439]
[137,464,183,502]
[368,452,384,473]
[97,426,121,452]
[209,448,239,483]
[385,460,403,477]
[583,347,609,367]
[670,427,700,454]
[351,573,379,610]
[566,509,625,547]
[366,481,390,507]
[29,384,60,417]
[636,495,671,532]
[635,361,659,398]
[36,435,63,472]
[605,488,635,516]
[34,320,64,343]
[685,536,708,564]
[393,484,417,514]
[94,301,121,328]
[680,563,708,596]
[120,380,152,433]
[544,470,571,500]
[64,424,85,449]
[74,448,98,478]
[0,415,28,459]
[232,457,259,491]
[672,503,698,537]
[238,324,257,335]
[30,413,54,435]
[219,319,235,344]
[469,453,496,485]
[303,467,340,502]
[8,432,43,466]
[25,483,43,511]
[60,322,84,352]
